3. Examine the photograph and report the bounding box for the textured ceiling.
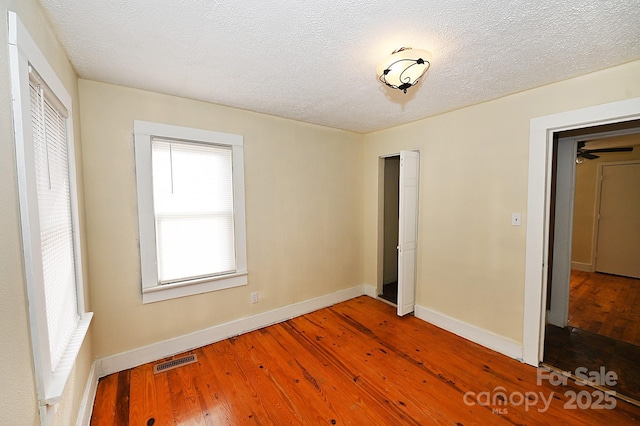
[38,0,640,133]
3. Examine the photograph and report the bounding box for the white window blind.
[151,138,236,284]
[29,74,79,372]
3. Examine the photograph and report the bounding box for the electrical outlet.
[251,292,258,304]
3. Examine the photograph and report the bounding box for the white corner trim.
[75,361,98,426]
[414,305,522,361]
[362,283,378,298]
[571,261,593,272]
[97,284,367,377]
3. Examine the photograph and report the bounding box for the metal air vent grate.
[153,353,198,374]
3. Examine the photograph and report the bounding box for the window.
[29,67,81,372]
[8,11,92,418]
[134,121,248,303]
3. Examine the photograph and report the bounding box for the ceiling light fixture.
[377,47,432,94]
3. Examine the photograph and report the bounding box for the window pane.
[152,139,236,283]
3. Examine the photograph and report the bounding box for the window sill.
[142,272,248,304]
[43,312,93,406]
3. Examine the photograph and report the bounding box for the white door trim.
[376,155,399,298]
[523,97,640,366]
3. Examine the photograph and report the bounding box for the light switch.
[512,213,522,226]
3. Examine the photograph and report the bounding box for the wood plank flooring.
[568,270,640,345]
[543,270,640,404]
[91,296,640,425]
[378,281,398,304]
[544,324,640,403]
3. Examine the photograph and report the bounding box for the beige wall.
[572,135,640,265]
[78,80,364,358]
[363,60,640,343]
[0,0,94,425]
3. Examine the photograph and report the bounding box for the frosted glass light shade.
[377,47,432,93]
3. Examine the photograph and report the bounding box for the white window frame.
[8,11,93,424]
[134,121,248,303]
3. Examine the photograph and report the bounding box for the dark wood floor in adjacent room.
[544,270,640,404]
[568,270,640,345]
[91,296,640,425]
[544,324,640,404]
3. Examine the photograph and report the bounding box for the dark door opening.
[380,156,400,304]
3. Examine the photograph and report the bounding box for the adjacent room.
[1,1,639,425]
[543,128,640,403]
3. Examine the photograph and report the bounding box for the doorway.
[542,124,640,403]
[377,151,420,316]
[523,98,640,367]
[593,161,640,279]
[380,156,400,305]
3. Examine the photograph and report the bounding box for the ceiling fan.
[576,141,634,160]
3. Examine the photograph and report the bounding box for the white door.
[595,162,640,279]
[397,151,420,316]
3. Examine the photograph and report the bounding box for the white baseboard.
[75,361,98,426]
[571,261,593,272]
[97,284,367,377]
[414,305,522,361]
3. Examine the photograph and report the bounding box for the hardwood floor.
[378,281,398,304]
[542,270,640,404]
[569,270,640,345]
[91,296,640,425]
[544,324,640,403]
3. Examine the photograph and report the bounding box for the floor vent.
[153,353,198,374]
